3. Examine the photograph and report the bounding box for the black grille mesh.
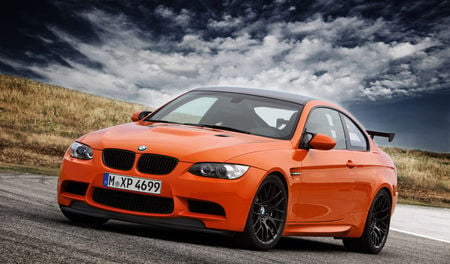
[103,149,135,170]
[137,154,178,175]
[92,188,174,214]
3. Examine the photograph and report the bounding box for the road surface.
[1,173,449,263]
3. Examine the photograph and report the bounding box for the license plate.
[103,173,162,194]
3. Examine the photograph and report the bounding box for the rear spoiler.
[366,130,395,142]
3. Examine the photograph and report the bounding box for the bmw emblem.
[137,145,147,151]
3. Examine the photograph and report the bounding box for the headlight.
[189,163,249,179]
[69,142,93,160]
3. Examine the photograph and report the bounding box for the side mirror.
[131,111,152,122]
[309,133,336,150]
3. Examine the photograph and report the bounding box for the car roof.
[192,87,315,105]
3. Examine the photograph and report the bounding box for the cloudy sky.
[1,0,449,152]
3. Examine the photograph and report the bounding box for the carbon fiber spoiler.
[366,130,395,142]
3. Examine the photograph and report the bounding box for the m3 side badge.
[137,145,147,151]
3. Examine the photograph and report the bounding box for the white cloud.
[27,9,446,107]
[388,38,438,59]
[208,15,243,30]
[154,5,175,19]
[154,5,192,27]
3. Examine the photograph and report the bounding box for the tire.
[343,189,391,254]
[234,175,287,251]
[60,207,109,226]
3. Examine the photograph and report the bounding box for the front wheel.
[234,175,287,251]
[343,189,391,254]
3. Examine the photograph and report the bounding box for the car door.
[295,107,356,222]
[339,113,372,214]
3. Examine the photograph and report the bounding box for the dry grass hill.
[0,74,145,173]
[0,74,448,207]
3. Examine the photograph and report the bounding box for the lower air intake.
[93,188,174,214]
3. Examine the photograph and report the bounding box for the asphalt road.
[1,173,449,264]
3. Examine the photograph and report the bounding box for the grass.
[1,74,449,207]
[0,74,146,173]
[382,147,450,207]
[0,161,60,176]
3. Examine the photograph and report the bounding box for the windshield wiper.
[187,123,251,134]
[145,119,181,124]
[147,120,251,134]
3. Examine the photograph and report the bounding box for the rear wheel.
[235,175,287,250]
[343,189,391,254]
[60,207,109,225]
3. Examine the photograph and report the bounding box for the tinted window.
[342,115,368,151]
[148,91,303,140]
[254,107,298,129]
[305,108,346,149]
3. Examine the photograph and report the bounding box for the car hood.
[79,122,290,163]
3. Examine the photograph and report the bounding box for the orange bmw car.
[57,87,397,253]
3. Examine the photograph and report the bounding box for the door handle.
[346,160,356,168]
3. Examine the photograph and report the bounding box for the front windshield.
[147,90,303,140]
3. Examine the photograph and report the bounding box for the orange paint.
[58,87,397,251]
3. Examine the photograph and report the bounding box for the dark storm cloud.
[0,0,449,106]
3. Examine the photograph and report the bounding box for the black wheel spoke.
[267,195,284,210]
[265,222,276,238]
[372,230,380,246]
[266,217,278,228]
[265,191,282,205]
[267,216,282,223]
[262,223,269,241]
[251,177,287,244]
[253,215,260,226]
[369,192,391,248]
[375,207,390,217]
[377,219,388,228]
[273,208,286,214]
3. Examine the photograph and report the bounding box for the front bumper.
[57,150,266,232]
[60,201,206,230]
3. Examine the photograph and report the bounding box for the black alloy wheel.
[235,175,287,250]
[343,189,392,254]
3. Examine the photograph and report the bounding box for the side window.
[342,115,368,151]
[305,108,346,150]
